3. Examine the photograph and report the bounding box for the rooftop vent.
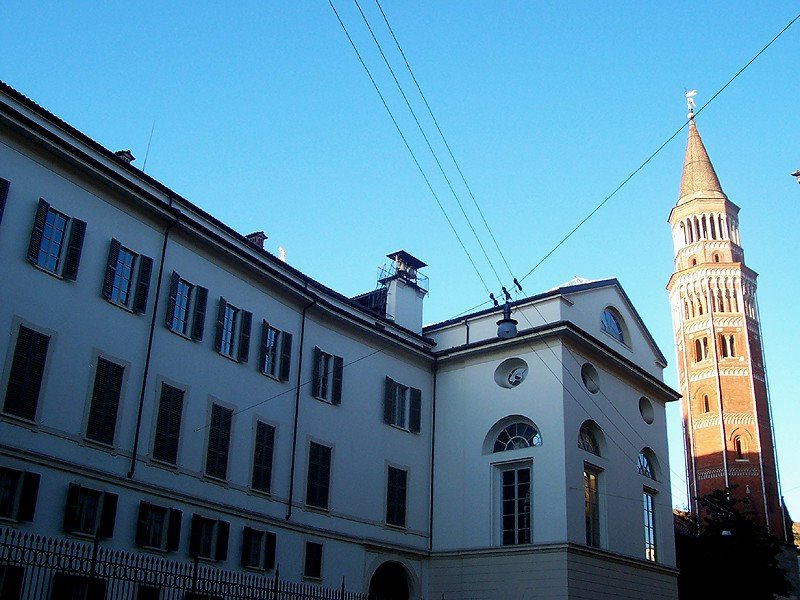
[114,149,135,163]
[246,231,268,249]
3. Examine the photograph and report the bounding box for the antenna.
[142,120,156,173]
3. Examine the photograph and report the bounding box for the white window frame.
[493,460,532,546]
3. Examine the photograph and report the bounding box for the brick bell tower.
[666,101,785,537]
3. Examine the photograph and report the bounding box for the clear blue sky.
[3,2,799,518]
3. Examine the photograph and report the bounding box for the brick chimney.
[246,231,268,249]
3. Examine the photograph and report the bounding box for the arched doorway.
[368,561,409,600]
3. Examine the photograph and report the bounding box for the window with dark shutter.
[409,388,422,434]
[386,466,408,528]
[192,287,208,340]
[153,384,184,464]
[305,442,331,510]
[237,311,252,362]
[0,178,9,226]
[251,421,275,493]
[0,467,40,522]
[61,218,86,281]
[86,358,124,446]
[383,377,421,433]
[241,527,276,571]
[62,484,115,537]
[102,238,152,312]
[166,272,207,341]
[189,514,227,561]
[303,541,323,579]
[311,347,342,403]
[215,298,250,362]
[3,325,50,421]
[205,403,233,480]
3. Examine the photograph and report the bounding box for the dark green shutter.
[27,199,49,264]
[191,286,208,340]
[133,255,153,313]
[166,508,182,551]
[188,515,202,557]
[264,531,276,570]
[409,388,422,434]
[102,239,121,299]
[215,520,230,561]
[311,347,321,398]
[135,501,150,547]
[279,332,292,382]
[238,310,252,362]
[165,272,180,329]
[0,178,9,226]
[332,356,343,405]
[241,527,255,567]
[62,218,86,281]
[214,298,227,352]
[383,377,394,424]
[63,483,81,532]
[3,326,49,421]
[17,471,40,522]
[259,321,270,373]
[98,492,118,539]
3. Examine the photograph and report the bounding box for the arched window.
[494,422,542,452]
[713,253,720,263]
[600,307,626,344]
[637,451,656,480]
[578,422,601,456]
[734,436,748,461]
[702,394,710,413]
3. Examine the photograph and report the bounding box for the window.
[702,394,711,413]
[584,465,601,547]
[386,466,407,528]
[643,489,657,561]
[720,334,736,358]
[0,467,39,522]
[205,403,233,480]
[312,347,343,404]
[102,239,154,313]
[694,337,709,362]
[242,527,276,571]
[214,298,252,361]
[600,308,626,344]
[3,325,50,421]
[734,436,748,461]
[383,377,421,433]
[494,422,542,452]
[152,383,184,465]
[303,541,323,580]
[578,422,601,456]
[259,322,292,381]
[0,178,9,226]
[62,483,118,538]
[251,421,275,494]
[500,464,531,545]
[85,357,124,446]
[135,501,182,551]
[637,451,656,480]
[305,441,332,510]
[27,198,86,280]
[166,272,208,340]
[189,514,229,561]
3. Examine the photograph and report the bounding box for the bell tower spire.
[666,92,786,538]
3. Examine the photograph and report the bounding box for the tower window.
[694,337,708,362]
[713,253,720,263]
[702,394,710,413]
[734,436,748,461]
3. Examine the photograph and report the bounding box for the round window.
[581,363,600,393]
[639,396,654,424]
[494,358,529,389]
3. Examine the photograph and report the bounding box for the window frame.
[259,321,292,382]
[101,238,154,314]
[305,440,333,511]
[135,500,182,552]
[303,540,323,581]
[385,465,408,529]
[151,381,186,466]
[2,322,53,424]
[214,297,252,362]
[0,467,40,522]
[251,419,276,495]
[241,526,277,571]
[205,401,234,481]
[643,488,657,562]
[62,483,118,539]
[26,198,86,280]
[188,514,230,562]
[583,464,602,548]
[165,271,208,341]
[311,347,343,404]
[84,355,126,447]
[383,376,421,433]
[495,460,532,546]
[600,307,627,345]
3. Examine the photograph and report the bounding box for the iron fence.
[0,527,369,600]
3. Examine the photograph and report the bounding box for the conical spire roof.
[678,118,725,204]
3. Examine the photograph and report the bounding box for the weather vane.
[685,89,697,119]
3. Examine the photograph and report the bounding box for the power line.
[327,0,492,295]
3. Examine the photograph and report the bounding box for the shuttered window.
[242,527,277,571]
[0,467,40,522]
[135,501,182,551]
[305,442,332,510]
[27,199,86,280]
[62,483,117,538]
[3,325,50,421]
[383,377,422,434]
[189,514,229,561]
[205,403,233,480]
[251,421,275,494]
[259,322,292,381]
[85,358,124,445]
[102,238,153,313]
[0,178,9,226]
[153,384,184,464]
[303,541,323,580]
[311,347,343,404]
[214,298,252,362]
[386,466,407,528]
[165,271,208,340]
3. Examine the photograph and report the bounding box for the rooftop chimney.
[114,149,135,163]
[246,231,268,249]
[379,250,428,333]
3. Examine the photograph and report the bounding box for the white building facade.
[0,81,678,599]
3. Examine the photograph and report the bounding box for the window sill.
[81,438,119,455]
[137,544,168,555]
[105,297,136,314]
[248,487,272,498]
[384,522,407,531]
[303,576,323,583]
[312,394,334,404]
[0,412,39,429]
[31,262,64,280]
[149,457,181,472]
[203,474,230,488]
[216,351,241,364]
[303,503,331,515]
[167,326,195,341]
[261,371,282,382]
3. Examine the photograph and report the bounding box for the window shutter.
[332,356,343,405]
[0,178,9,226]
[409,388,422,434]
[189,515,202,557]
[165,272,180,329]
[133,255,153,313]
[264,531,277,570]
[279,332,292,382]
[215,520,230,561]
[191,286,208,341]
[27,199,50,263]
[214,298,227,352]
[259,321,270,373]
[62,218,86,281]
[17,471,40,522]
[102,239,121,299]
[311,347,321,398]
[63,483,81,532]
[166,508,182,551]
[4,326,49,421]
[98,492,118,539]
[241,527,255,568]
[238,310,252,362]
[135,501,150,547]
[383,377,394,425]
[86,358,112,444]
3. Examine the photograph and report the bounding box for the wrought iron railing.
[0,527,368,600]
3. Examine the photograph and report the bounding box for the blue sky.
[3,2,800,518]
